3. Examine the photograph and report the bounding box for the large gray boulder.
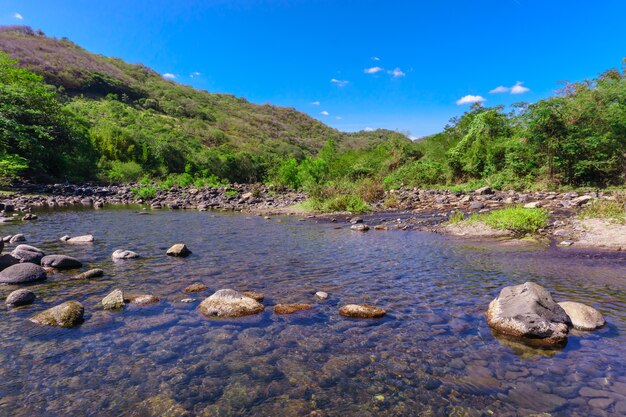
[6,289,35,307]
[112,250,139,260]
[30,301,84,328]
[10,245,45,264]
[199,289,264,318]
[486,282,571,346]
[0,263,47,284]
[558,301,605,330]
[41,255,82,269]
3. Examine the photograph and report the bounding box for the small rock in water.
[41,255,83,269]
[59,235,71,242]
[558,301,605,330]
[486,282,570,346]
[350,224,370,232]
[127,294,160,306]
[243,291,264,302]
[9,234,25,244]
[339,304,387,318]
[166,243,192,258]
[21,213,37,221]
[184,283,207,293]
[559,241,574,246]
[315,291,329,300]
[180,298,196,303]
[10,245,45,264]
[73,269,104,279]
[199,289,264,318]
[274,303,312,315]
[0,263,47,284]
[102,289,125,310]
[66,234,94,244]
[6,289,35,307]
[350,217,363,224]
[30,301,84,328]
[112,249,139,260]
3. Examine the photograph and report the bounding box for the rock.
[21,213,37,221]
[350,217,363,224]
[274,303,312,314]
[243,291,264,302]
[572,195,594,206]
[559,241,574,246]
[0,263,47,284]
[523,202,542,209]
[180,298,196,303]
[166,243,192,257]
[475,186,494,195]
[339,304,387,318]
[127,294,159,306]
[0,254,20,270]
[30,301,84,328]
[41,255,82,269]
[9,234,25,244]
[111,249,139,260]
[469,201,485,210]
[102,289,125,310]
[73,269,104,279]
[6,289,35,307]
[315,291,329,300]
[184,283,207,293]
[486,282,570,346]
[59,235,70,242]
[350,224,370,232]
[558,301,605,330]
[199,289,264,318]
[66,234,94,244]
[10,245,45,264]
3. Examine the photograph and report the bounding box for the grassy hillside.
[0,25,406,183]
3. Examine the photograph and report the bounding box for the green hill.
[0,25,408,183]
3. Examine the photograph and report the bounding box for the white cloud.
[320,111,329,116]
[372,57,380,61]
[190,72,201,78]
[364,127,375,132]
[311,101,320,106]
[364,66,383,74]
[163,73,176,79]
[456,95,486,105]
[335,116,342,120]
[511,81,530,94]
[330,78,349,87]
[489,85,509,94]
[389,67,406,78]
[13,13,23,20]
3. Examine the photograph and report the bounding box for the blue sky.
[2,0,626,137]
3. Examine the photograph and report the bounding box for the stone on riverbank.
[558,301,605,330]
[166,243,192,257]
[0,263,47,284]
[112,249,139,260]
[102,289,125,310]
[6,289,35,307]
[274,303,312,315]
[73,269,104,279]
[350,224,370,232]
[41,255,83,269]
[486,282,570,346]
[339,304,386,318]
[9,234,25,244]
[30,301,84,328]
[199,289,264,318]
[10,244,45,264]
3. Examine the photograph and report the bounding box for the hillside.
[0,25,407,183]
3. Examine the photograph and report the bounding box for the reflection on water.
[1,208,625,416]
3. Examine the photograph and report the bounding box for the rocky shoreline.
[0,183,624,250]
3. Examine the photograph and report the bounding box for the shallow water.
[1,208,626,416]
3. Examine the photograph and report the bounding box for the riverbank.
[0,183,624,251]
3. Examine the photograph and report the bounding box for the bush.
[356,178,384,203]
[469,206,549,234]
[383,160,447,189]
[107,161,144,182]
[132,185,157,200]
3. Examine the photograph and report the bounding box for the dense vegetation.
[0,26,625,209]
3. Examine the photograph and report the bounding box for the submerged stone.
[73,269,104,279]
[274,303,312,315]
[41,255,83,269]
[184,283,207,293]
[66,234,94,244]
[199,289,264,318]
[111,249,139,260]
[243,291,264,302]
[486,282,570,346]
[30,301,84,328]
[339,304,386,318]
[6,289,35,307]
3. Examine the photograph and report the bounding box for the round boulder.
[112,250,139,260]
[0,254,19,271]
[10,245,45,264]
[0,263,47,284]
[6,289,35,307]
[486,282,571,346]
[199,289,264,318]
[166,243,192,258]
[339,304,387,318]
[30,301,84,328]
[41,255,83,269]
[558,301,605,331]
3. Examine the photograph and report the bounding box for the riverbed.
[1,207,625,416]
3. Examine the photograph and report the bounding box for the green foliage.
[107,160,144,182]
[468,206,549,234]
[578,198,626,223]
[383,160,446,189]
[132,185,157,200]
[0,153,28,181]
[447,211,464,224]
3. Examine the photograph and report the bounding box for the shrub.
[357,178,385,203]
[469,206,549,234]
[132,185,157,200]
[447,211,464,224]
[383,194,399,209]
[107,160,144,182]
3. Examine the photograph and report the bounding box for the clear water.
[1,208,625,416]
